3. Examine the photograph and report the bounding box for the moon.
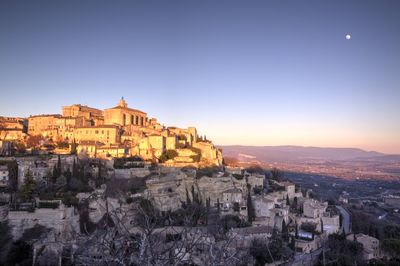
[345,34,351,40]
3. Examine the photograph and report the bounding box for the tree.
[250,238,270,265]
[51,165,59,183]
[159,149,178,163]
[19,169,36,201]
[26,135,45,148]
[0,222,12,264]
[250,231,284,265]
[320,218,324,233]
[289,236,296,251]
[72,158,78,178]
[7,160,18,191]
[282,219,289,241]
[64,168,72,190]
[70,140,77,155]
[6,240,32,266]
[57,155,61,172]
[247,191,255,223]
[292,196,298,210]
[270,168,284,181]
[382,239,400,258]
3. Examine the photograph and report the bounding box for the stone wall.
[114,168,150,178]
[8,205,79,240]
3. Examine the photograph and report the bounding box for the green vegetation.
[382,239,400,258]
[19,169,37,201]
[247,189,255,223]
[245,164,265,175]
[317,233,363,266]
[113,156,144,168]
[249,230,287,265]
[232,174,244,180]
[70,140,77,155]
[219,214,250,232]
[0,222,13,264]
[195,166,221,179]
[270,167,284,181]
[159,150,178,163]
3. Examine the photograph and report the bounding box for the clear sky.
[0,0,399,153]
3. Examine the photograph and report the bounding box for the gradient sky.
[0,0,399,153]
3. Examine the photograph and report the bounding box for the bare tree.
[72,195,249,266]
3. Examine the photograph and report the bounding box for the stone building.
[321,212,340,234]
[16,98,222,165]
[0,116,27,141]
[346,234,380,261]
[28,114,62,137]
[62,104,103,121]
[104,98,148,127]
[303,199,327,219]
[73,125,121,145]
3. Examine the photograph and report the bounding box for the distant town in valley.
[1,99,400,265]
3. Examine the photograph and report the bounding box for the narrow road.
[336,205,351,235]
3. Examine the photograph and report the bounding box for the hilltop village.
[0,100,392,265]
[0,98,222,165]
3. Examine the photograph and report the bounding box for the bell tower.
[118,97,128,108]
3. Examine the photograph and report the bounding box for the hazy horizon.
[1,0,399,153]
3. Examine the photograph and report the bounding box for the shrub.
[159,150,179,163]
[232,174,244,180]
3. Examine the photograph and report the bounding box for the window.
[141,117,144,126]
[95,130,99,134]
[131,115,134,124]
[136,116,139,125]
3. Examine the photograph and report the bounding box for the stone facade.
[104,98,148,127]
[7,98,222,165]
[347,234,380,261]
[73,125,121,145]
[28,114,62,137]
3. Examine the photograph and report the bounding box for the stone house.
[303,199,327,219]
[346,234,380,261]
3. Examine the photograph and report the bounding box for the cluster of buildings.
[0,98,222,165]
[0,158,386,265]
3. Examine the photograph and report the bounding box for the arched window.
[123,114,126,126]
[131,115,134,125]
[136,116,139,125]
[141,117,144,126]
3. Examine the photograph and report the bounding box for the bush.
[219,214,250,231]
[382,239,400,258]
[113,156,145,169]
[190,154,201,162]
[196,166,222,178]
[159,150,179,163]
[245,165,265,175]
[232,174,244,180]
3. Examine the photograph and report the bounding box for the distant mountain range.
[219,145,400,163]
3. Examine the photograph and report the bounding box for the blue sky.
[0,0,399,153]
